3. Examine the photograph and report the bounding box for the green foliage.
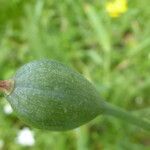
[0,0,150,149]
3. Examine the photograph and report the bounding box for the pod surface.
[6,60,103,130]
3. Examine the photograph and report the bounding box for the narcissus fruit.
[0,59,150,131]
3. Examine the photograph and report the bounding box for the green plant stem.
[102,102,150,131]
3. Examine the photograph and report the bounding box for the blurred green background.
[0,0,150,149]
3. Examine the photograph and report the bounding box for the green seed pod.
[0,59,150,131]
[3,60,105,130]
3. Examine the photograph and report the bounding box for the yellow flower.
[105,0,128,18]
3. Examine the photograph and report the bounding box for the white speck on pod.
[16,127,35,146]
[3,103,13,115]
